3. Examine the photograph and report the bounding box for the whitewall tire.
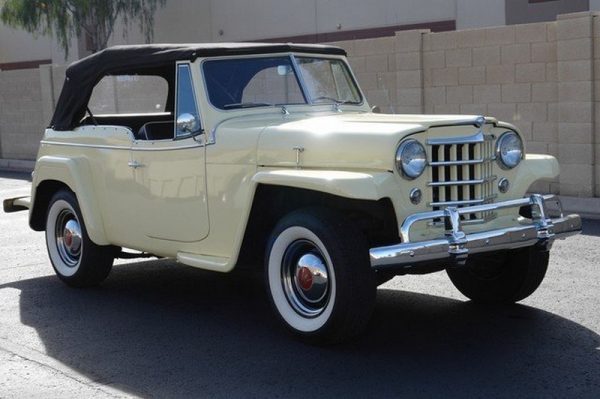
[45,190,115,287]
[265,208,376,344]
[268,226,336,333]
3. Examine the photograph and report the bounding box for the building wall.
[2,12,600,197]
[327,12,600,197]
[457,0,506,30]
[0,68,45,160]
[5,0,507,64]
[7,0,600,68]
[106,0,461,47]
[506,0,589,25]
[420,22,564,194]
[0,25,52,64]
[0,24,76,66]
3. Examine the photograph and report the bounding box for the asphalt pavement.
[0,172,599,398]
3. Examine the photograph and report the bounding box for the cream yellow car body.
[4,43,585,342]
[21,52,559,274]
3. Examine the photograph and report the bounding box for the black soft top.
[49,43,346,131]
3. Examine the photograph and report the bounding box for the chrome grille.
[427,132,496,224]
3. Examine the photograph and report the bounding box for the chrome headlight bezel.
[496,131,523,170]
[396,139,427,180]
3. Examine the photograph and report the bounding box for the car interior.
[78,69,177,141]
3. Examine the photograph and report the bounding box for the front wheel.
[265,208,376,344]
[446,246,549,304]
[45,190,116,287]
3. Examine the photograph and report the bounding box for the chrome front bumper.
[369,194,582,270]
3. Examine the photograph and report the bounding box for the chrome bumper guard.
[370,194,582,270]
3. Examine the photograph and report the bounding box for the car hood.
[256,112,493,171]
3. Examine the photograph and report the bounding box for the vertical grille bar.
[450,145,458,201]
[438,145,446,206]
[461,144,469,203]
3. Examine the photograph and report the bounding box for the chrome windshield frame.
[200,53,364,112]
[290,55,314,105]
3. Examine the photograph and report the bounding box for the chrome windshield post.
[290,54,313,105]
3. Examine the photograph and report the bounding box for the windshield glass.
[296,57,362,104]
[203,57,306,110]
[202,56,361,110]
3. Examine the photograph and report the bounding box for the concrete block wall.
[330,12,600,197]
[594,14,600,197]
[0,12,599,197]
[421,23,561,194]
[556,13,595,197]
[0,68,46,160]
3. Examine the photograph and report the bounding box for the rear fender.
[32,156,109,245]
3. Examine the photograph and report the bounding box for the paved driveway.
[0,172,599,398]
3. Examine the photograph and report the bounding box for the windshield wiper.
[312,96,359,105]
[223,102,275,109]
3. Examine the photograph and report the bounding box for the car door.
[129,62,209,244]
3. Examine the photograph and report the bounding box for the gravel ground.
[0,172,599,398]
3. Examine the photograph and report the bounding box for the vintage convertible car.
[4,43,582,343]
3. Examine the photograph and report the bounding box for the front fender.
[251,169,394,200]
[514,154,559,193]
[522,153,559,179]
[32,156,109,245]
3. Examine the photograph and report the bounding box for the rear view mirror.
[277,65,292,76]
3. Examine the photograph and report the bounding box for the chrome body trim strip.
[131,143,204,151]
[40,140,204,152]
[39,141,131,150]
[369,194,582,269]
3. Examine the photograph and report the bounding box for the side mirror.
[371,105,381,114]
[176,113,199,134]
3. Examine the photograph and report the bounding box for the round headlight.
[496,132,523,169]
[396,139,427,179]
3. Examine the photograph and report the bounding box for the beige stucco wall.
[1,12,600,198]
[0,24,76,65]
[3,0,501,64]
[8,0,600,67]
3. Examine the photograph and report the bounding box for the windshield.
[296,57,362,104]
[202,55,361,110]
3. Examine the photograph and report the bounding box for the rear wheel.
[265,208,376,344]
[45,190,116,287]
[446,246,549,304]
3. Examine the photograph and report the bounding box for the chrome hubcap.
[55,210,82,267]
[282,240,330,317]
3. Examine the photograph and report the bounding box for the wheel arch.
[30,156,109,245]
[236,183,398,269]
